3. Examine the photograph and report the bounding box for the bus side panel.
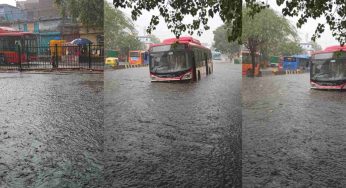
[141,52,145,65]
[200,48,208,77]
[194,48,203,79]
[192,48,213,80]
[189,47,212,81]
[190,49,197,81]
[1,51,19,64]
[242,64,251,75]
[208,51,213,74]
[242,63,260,76]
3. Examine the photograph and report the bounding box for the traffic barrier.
[108,64,148,69]
[0,44,104,71]
[124,64,148,69]
[272,68,306,75]
[106,64,148,70]
[285,69,303,74]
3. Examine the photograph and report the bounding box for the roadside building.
[0,4,24,22]
[299,42,314,56]
[1,0,103,46]
[138,35,153,50]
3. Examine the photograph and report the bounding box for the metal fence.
[0,44,104,71]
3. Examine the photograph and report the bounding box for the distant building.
[0,4,24,21]
[16,0,60,21]
[138,36,151,43]
[299,42,315,56]
[138,35,155,50]
[1,1,103,46]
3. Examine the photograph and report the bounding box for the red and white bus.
[148,36,213,81]
[0,27,38,64]
[310,45,346,90]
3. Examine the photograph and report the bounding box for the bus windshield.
[284,57,296,62]
[130,51,139,57]
[150,45,189,73]
[311,52,346,81]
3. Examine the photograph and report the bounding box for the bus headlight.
[181,72,192,80]
[310,82,317,88]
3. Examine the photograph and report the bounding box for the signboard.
[284,57,296,62]
[151,44,185,52]
[27,23,34,32]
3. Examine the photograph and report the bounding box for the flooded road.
[105,61,241,187]
[242,73,346,187]
[0,73,103,188]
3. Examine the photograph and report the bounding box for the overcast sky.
[0,0,16,6]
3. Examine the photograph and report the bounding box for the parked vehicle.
[105,57,118,68]
[282,55,310,72]
[212,51,222,60]
[241,50,261,76]
[0,27,38,64]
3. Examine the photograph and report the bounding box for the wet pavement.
[105,61,241,187]
[242,73,346,187]
[0,72,104,188]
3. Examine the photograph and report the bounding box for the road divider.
[105,63,149,70]
[285,69,304,74]
[124,64,149,69]
[272,68,306,75]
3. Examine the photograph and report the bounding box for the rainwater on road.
[105,61,242,187]
[243,73,346,187]
[0,72,104,188]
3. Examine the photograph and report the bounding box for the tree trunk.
[248,37,257,77]
[251,50,256,77]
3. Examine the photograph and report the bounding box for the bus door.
[191,51,197,80]
[204,53,208,75]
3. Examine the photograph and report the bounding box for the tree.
[213,25,240,55]
[54,0,103,28]
[148,35,160,44]
[113,0,345,45]
[242,7,301,76]
[114,0,243,42]
[104,2,144,50]
[275,42,302,56]
[275,0,345,45]
[311,42,322,51]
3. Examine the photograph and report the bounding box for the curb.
[285,69,303,74]
[124,64,149,69]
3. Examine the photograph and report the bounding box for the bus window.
[130,51,139,57]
